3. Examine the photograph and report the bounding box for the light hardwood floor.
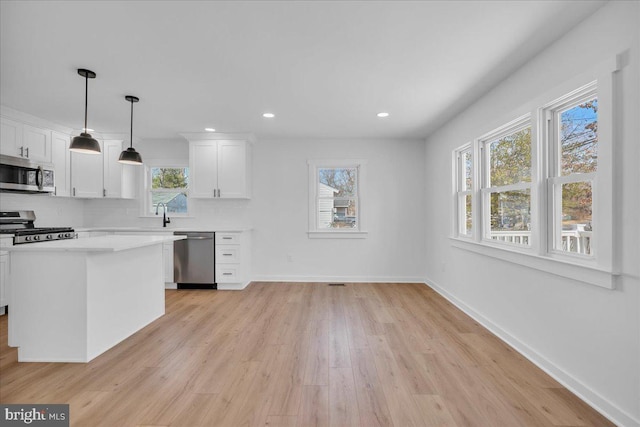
[0,282,614,426]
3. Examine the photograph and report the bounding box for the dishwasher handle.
[184,236,213,240]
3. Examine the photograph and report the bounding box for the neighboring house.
[318,182,338,228]
[333,199,350,218]
[152,192,187,213]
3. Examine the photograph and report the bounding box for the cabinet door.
[103,140,124,198]
[22,124,52,162]
[0,253,8,309]
[217,141,248,198]
[51,131,71,197]
[189,141,218,198]
[0,116,23,157]
[71,142,104,198]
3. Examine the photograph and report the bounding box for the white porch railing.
[489,230,592,255]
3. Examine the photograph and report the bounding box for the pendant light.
[70,69,101,154]
[118,95,143,165]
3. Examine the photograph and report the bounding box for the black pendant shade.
[70,69,101,154]
[118,95,143,165]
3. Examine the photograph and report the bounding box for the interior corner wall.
[422,2,639,426]
[250,138,426,282]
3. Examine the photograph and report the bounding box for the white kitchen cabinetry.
[0,236,11,316]
[51,131,71,197]
[0,117,52,162]
[188,139,252,199]
[103,140,136,199]
[0,251,8,316]
[71,141,104,198]
[216,231,251,290]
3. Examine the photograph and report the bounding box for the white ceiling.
[0,1,604,141]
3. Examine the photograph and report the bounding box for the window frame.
[451,56,619,289]
[453,143,473,239]
[307,159,368,239]
[543,83,598,260]
[479,115,533,248]
[141,160,190,218]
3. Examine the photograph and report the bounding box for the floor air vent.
[328,283,345,286]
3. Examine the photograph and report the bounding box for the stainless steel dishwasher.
[173,231,216,289]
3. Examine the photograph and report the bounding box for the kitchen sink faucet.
[155,203,171,227]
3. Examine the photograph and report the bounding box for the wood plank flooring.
[0,282,614,426]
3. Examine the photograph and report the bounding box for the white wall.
[423,2,639,426]
[0,193,84,227]
[251,138,426,282]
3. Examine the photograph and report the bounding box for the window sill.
[449,237,617,290]
[308,230,368,239]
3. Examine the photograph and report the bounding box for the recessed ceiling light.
[377,112,389,118]
[205,128,215,132]
[263,113,275,118]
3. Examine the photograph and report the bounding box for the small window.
[146,166,189,215]
[481,117,532,246]
[308,159,367,238]
[546,84,597,256]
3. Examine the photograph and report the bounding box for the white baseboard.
[424,276,639,427]
[250,275,425,283]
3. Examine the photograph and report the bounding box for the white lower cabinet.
[0,251,8,316]
[215,231,251,290]
[163,242,174,285]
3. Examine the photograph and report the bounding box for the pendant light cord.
[130,99,134,149]
[84,74,89,132]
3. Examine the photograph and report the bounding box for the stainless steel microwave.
[0,154,55,193]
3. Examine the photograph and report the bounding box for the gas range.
[0,211,77,245]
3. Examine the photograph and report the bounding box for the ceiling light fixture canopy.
[70,69,101,154]
[119,95,143,165]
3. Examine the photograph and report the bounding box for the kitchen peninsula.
[6,234,185,362]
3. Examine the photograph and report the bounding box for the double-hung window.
[144,163,189,216]
[308,159,367,238]
[544,83,598,256]
[451,58,617,288]
[480,117,532,246]
[454,145,473,237]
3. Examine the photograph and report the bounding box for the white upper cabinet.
[186,136,252,199]
[0,117,51,162]
[22,124,52,162]
[51,131,71,197]
[190,141,219,198]
[217,141,249,199]
[103,140,135,199]
[71,141,104,198]
[0,117,23,158]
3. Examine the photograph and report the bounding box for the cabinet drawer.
[216,246,239,263]
[217,233,239,244]
[217,266,239,283]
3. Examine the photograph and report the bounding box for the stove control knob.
[58,234,64,239]
[25,236,32,242]
[65,233,72,238]
[46,234,53,240]
[33,235,41,241]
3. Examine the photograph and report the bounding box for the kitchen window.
[144,163,189,216]
[308,159,367,238]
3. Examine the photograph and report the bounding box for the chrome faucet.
[155,203,171,227]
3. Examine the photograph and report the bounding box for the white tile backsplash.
[0,193,84,227]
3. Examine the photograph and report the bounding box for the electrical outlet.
[287,254,293,262]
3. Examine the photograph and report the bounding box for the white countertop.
[75,227,251,233]
[5,235,186,253]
